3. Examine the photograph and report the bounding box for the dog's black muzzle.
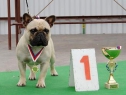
[30,32,48,46]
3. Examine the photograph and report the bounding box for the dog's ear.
[45,15,56,27]
[22,13,32,27]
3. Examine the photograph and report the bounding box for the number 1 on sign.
[80,55,91,80]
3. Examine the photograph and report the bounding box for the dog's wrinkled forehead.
[27,19,50,31]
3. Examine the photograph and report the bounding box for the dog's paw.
[51,69,58,76]
[29,73,36,80]
[17,79,26,87]
[36,80,46,88]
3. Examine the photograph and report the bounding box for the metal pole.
[82,19,86,34]
[7,0,11,50]
[15,0,21,45]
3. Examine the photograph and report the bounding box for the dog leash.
[35,0,54,17]
[114,0,126,11]
[25,0,54,16]
[26,0,29,14]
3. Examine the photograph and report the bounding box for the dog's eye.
[43,28,49,34]
[30,28,38,34]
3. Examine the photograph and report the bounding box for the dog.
[16,13,58,88]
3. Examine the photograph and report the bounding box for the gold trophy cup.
[102,46,121,89]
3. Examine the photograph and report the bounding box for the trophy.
[102,46,121,89]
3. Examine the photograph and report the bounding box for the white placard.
[69,49,99,91]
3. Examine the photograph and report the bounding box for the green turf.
[0,60,126,95]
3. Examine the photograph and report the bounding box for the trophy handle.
[102,48,110,57]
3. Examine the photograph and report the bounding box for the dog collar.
[27,44,44,62]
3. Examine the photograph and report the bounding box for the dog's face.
[23,13,55,46]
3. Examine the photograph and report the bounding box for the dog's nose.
[37,32,45,41]
[36,32,48,46]
[30,32,48,46]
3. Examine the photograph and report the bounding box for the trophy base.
[105,82,119,89]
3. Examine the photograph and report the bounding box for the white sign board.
[69,49,99,91]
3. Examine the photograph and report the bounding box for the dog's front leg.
[36,62,49,88]
[17,61,26,86]
[50,55,58,76]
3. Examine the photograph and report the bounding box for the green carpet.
[0,61,126,95]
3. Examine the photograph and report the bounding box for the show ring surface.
[0,60,126,95]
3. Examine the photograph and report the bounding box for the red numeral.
[80,55,91,80]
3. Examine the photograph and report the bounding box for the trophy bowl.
[102,46,121,89]
[102,47,121,59]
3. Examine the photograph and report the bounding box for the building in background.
[0,0,126,34]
